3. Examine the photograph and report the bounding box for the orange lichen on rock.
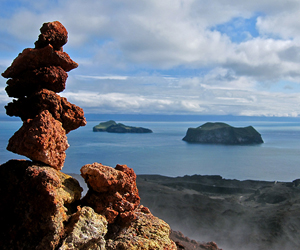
[80,163,141,224]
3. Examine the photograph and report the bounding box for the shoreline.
[68,172,299,193]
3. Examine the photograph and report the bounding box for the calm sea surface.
[1,119,300,182]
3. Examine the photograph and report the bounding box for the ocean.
[1,116,300,182]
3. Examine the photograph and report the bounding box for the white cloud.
[0,79,11,110]
[1,0,300,117]
[225,38,300,81]
[60,71,300,117]
[257,11,300,41]
[76,75,128,80]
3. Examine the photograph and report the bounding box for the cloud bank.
[1,0,300,116]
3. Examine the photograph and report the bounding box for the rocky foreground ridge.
[0,160,177,250]
[0,21,221,250]
[137,175,300,250]
[183,122,263,145]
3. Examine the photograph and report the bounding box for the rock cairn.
[2,21,86,170]
[0,21,222,250]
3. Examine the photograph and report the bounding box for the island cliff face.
[93,120,153,133]
[183,122,263,145]
[0,21,192,250]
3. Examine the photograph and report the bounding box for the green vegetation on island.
[93,120,153,133]
[182,122,263,145]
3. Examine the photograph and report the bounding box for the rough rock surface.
[0,21,207,250]
[137,174,300,250]
[0,160,83,250]
[2,44,78,78]
[6,66,68,98]
[182,122,263,145]
[170,231,222,250]
[35,21,68,50]
[0,160,179,250]
[6,89,86,133]
[106,209,177,250]
[7,110,69,170]
[60,206,107,250]
[81,163,140,224]
[2,21,86,170]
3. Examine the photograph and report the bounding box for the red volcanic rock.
[0,160,83,250]
[106,209,177,250]
[58,94,87,133]
[80,163,141,224]
[1,44,78,78]
[7,110,69,170]
[35,21,68,50]
[5,66,67,98]
[0,161,177,250]
[5,89,86,133]
[2,20,86,171]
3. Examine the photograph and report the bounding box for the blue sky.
[1,0,300,117]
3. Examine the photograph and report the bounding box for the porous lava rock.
[2,21,86,169]
[2,44,78,78]
[0,21,197,250]
[60,206,107,250]
[5,66,68,98]
[35,21,68,50]
[6,89,86,133]
[7,110,69,170]
[80,163,141,224]
[0,160,83,250]
[0,159,179,250]
[106,208,177,250]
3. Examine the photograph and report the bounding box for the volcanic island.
[182,122,264,145]
[93,120,153,133]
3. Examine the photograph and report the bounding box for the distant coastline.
[1,113,300,122]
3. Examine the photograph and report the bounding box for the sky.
[1,0,300,117]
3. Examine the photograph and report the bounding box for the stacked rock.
[0,21,181,250]
[81,163,142,224]
[2,21,86,170]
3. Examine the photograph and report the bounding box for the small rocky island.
[93,120,153,133]
[183,122,263,145]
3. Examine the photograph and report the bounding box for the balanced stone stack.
[2,21,86,170]
[0,21,217,250]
